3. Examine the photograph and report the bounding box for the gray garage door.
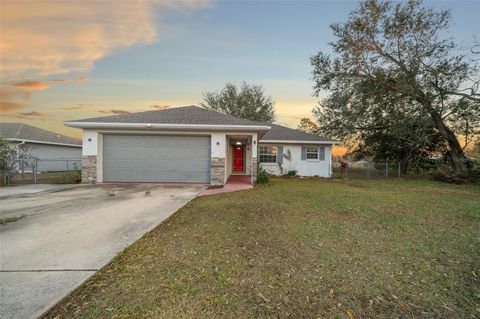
[103,135,211,183]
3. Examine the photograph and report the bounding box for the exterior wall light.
[235,141,242,145]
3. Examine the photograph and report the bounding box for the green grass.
[45,178,480,319]
[0,215,25,225]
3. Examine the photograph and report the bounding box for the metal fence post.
[398,162,401,178]
[385,161,389,178]
[21,157,24,181]
[33,158,37,184]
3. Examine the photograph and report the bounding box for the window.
[306,147,319,160]
[259,146,277,163]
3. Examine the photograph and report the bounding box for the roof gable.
[0,123,81,146]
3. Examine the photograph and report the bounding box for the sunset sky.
[1,0,479,143]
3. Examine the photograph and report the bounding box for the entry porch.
[225,135,257,185]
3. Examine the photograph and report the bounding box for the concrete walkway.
[199,175,253,196]
[0,183,205,319]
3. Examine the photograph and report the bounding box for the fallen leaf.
[258,292,270,303]
[346,309,354,319]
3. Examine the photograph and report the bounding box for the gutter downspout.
[15,141,26,157]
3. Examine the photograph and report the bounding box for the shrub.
[256,166,269,184]
[59,170,82,184]
[283,170,297,177]
[430,166,480,184]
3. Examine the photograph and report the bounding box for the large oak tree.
[201,82,275,123]
[311,0,479,173]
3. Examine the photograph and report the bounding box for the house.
[258,124,334,177]
[64,106,336,185]
[0,123,82,172]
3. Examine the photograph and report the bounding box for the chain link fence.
[3,156,81,185]
[333,159,403,179]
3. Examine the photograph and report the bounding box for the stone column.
[252,157,257,184]
[82,155,97,184]
[211,157,225,186]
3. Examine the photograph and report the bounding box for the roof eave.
[64,122,271,132]
[259,139,338,145]
[5,138,82,148]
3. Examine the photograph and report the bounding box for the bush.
[430,166,480,184]
[283,170,297,177]
[59,170,82,184]
[256,166,269,184]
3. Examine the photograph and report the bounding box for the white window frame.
[259,146,277,163]
[306,146,319,161]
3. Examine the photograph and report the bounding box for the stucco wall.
[259,144,332,177]
[23,142,81,172]
[80,129,257,184]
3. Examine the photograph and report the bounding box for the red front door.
[233,146,244,173]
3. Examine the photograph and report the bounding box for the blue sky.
[1,0,479,138]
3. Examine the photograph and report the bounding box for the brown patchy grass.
[44,178,480,319]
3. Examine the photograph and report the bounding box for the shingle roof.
[0,123,81,146]
[68,105,266,126]
[259,124,335,143]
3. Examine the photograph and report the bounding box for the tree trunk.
[414,90,468,174]
[428,110,467,174]
[409,85,469,174]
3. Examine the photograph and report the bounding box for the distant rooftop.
[0,123,81,146]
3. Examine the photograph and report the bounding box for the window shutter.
[301,146,307,160]
[319,146,325,160]
[277,146,283,164]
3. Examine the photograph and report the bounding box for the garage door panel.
[103,135,211,182]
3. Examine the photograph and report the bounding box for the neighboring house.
[64,106,336,185]
[0,123,82,172]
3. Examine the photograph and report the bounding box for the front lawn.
[45,178,479,319]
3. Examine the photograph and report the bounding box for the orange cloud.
[0,1,210,80]
[151,104,171,109]
[1,79,85,112]
[52,77,88,84]
[52,79,71,84]
[0,86,30,100]
[14,81,50,91]
[18,111,46,117]
[0,101,26,112]
[99,109,131,115]
[0,1,208,112]
[61,105,85,111]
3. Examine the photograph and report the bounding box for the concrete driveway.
[0,183,205,319]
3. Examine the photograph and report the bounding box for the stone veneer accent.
[252,157,258,183]
[211,157,225,186]
[82,155,97,184]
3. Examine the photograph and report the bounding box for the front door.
[233,146,245,173]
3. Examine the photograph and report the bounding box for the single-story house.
[64,106,335,185]
[0,123,82,172]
